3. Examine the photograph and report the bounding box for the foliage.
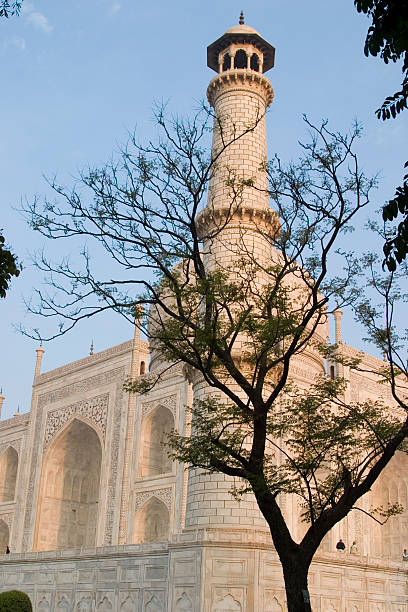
[355,0,408,269]
[0,231,21,298]
[0,1,22,17]
[355,0,408,120]
[382,162,408,270]
[0,590,32,612]
[23,106,408,612]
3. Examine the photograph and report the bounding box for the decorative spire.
[239,10,244,25]
[14,405,20,417]
[34,344,45,379]
[90,340,94,356]
[0,390,4,420]
[333,308,343,345]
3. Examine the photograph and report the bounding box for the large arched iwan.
[34,418,102,551]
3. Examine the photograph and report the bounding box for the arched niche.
[145,595,162,612]
[0,519,9,553]
[140,360,146,375]
[0,446,18,502]
[370,450,408,560]
[139,406,174,477]
[35,418,102,551]
[133,496,169,543]
[234,49,247,69]
[176,593,193,611]
[250,53,259,71]
[212,595,241,611]
[222,53,231,71]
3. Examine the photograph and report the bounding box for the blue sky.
[1,0,407,419]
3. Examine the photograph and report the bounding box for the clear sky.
[1,0,407,419]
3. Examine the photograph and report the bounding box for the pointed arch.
[212,594,241,611]
[145,595,162,611]
[97,597,113,611]
[37,596,50,611]
[120,596,136,612]
[0,446,18,502]
[35,418,102,551]
[265,596,283,612]
[222,53,231,71]
[0,519,9,553]
[176,593,193,611]
[234,49,247,69]
[371,450,408,559]
[133,496,170,543]
[250,53,259,71]
[57,596,71,611]
[139,406,174,477]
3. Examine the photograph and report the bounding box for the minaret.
[205,12,274,211]
[198,12,278,273]
[184,15,277,533]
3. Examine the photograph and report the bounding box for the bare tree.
[0,1,22,18]
[23,107,408,611]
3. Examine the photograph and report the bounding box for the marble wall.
[0,540,407,611]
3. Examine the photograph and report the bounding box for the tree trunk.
[282,558,313,612]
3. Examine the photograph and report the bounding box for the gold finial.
[14,405,20,417]
[90,340,94,356]
[239,10,244,25]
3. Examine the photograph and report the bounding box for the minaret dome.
[207,12,275,74]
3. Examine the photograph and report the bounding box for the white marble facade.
[1,17,408,612]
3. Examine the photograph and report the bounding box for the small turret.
[333,308,343,345]
[34,344,45,379]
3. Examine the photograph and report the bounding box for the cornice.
[0,414,29,430]
[35,339,149,386]
[207,69,274,107]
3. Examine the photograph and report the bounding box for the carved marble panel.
[211,593,242,611]
[119,591,139,611]
[369,603,386,612]
[175,592,193,611]
[134,487,173,512]
[37,594,51,611]
[348,603,363,612]
[142,394,177,419]
[43,394,109,451]
[97,594,114,611]
[212,588,244,612]
[104,381,126,544]
[321,600,340,612]
[144,591,164,612]
[75,593,94,611]
[56,593,72,611]
[0,438,22,457]
[264,593,284,612]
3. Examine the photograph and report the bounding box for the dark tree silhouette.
[0,1,22,17]
[355,0,408,270]
[0,231,21,298]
